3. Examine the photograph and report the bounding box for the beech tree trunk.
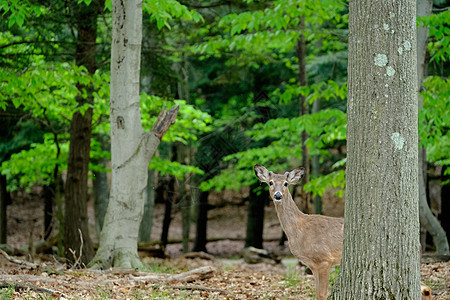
[330,1,421,298]
[416,0,449,255]
[89,0,178,269]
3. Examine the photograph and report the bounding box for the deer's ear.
[287,167,305,185]
[254,164,270,183]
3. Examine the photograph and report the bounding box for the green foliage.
[200,108,347,193]
[143,0,203,30]
[0,134,69,192]
[420,76,450,180]
[149,156,204,180]
[139,94,211,180]
[304,170,345,197]
[0,0,46,28]
[418,10,450,63]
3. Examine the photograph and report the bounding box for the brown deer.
[254,164,343,300]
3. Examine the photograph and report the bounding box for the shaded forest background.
[0,0,449,264]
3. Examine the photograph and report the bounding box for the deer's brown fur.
[254,164,344,300]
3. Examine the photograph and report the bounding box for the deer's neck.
[274,192,306,238]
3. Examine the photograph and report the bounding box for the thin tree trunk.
[42,183,54,241]
[297,18,310,212]
[193,190,208,252]
[139,169,155,242]
[311,99,322,215]
[161,146,178,249]
[177,143,190,253]
[161,174,175,249]
[441,166,450,246]
[331,1,421,298]
[93,156,109,236]
[0,173,9,244]
[245,183,267,249]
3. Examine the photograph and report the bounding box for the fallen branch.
[0,280,67,298]
[0,274,58,284]
[0,249,38,269]
[169,284,229,295]
[129,266,216,283]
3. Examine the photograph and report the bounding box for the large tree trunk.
[330,1,421,298]
[64,1,102,264]
[89,0,178,269]
[416,0,449,255]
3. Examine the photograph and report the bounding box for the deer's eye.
[284,182,288,187]
[269,181,273,186]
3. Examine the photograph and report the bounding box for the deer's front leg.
[313,264,332,300]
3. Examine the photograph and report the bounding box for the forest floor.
[1,189,449,299]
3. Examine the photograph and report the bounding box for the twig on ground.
[129,266,216,283]
[169,284,230,295]
[0,249,38,269]
[0,280,68,298]
[68,228,84,269]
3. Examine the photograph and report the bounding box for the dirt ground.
[2,189,449,299]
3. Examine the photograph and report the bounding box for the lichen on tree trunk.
[330,1,421,298]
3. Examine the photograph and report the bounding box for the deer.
[254,164,344,300]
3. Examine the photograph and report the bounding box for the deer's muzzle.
[274,192,283,200]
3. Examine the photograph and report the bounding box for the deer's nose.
[274,192,283,200]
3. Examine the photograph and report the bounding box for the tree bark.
[89,0,178,269]
[64,0,102,264]
[0,173,9,244]
[93,156,109,236]
[416,0,449,255]
[161,173,175,249]
[138,169,155,242]
[245,183,267,249]
[311,99,322,214]
[297,18,310,212]
[441,166,450,245]
[193,190,208,252]
[330,1,421,298]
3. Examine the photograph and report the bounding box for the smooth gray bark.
[330,1,421,298]
[89,0,178,269]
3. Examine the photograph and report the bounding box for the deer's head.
[254,164,305,203]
